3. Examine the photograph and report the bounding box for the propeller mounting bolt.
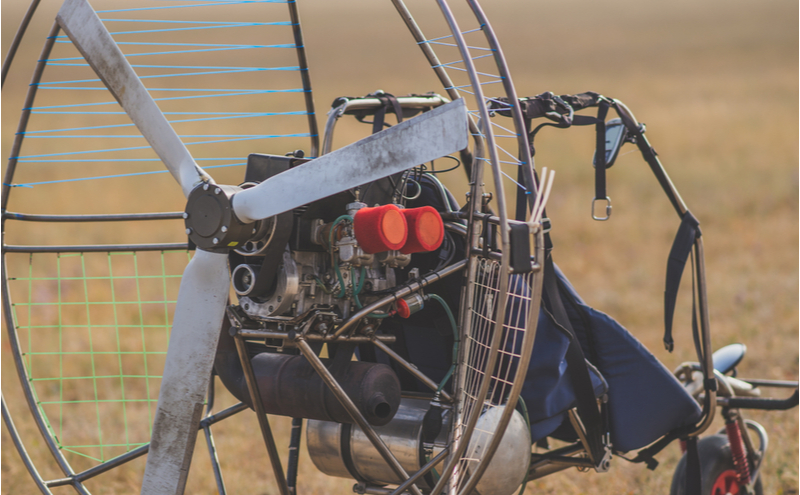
[215,188,221,195]
[182,212,188,219]
[213,238,219,245]
[203,183,210,191]
[221,226,228,233]
[185,228,192,235]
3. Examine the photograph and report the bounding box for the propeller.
[56,0,468,493]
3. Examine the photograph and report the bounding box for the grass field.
[2,0,797,494]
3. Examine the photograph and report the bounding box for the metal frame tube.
[2,256,86,491]
[294,338,424,495]
[2,393,55,494]
[203,378,228,495]
[3,211,184,222]
[232,334,290,495]
[389,0,487,183]
[427,2,514,492]
[321,95,449,155]
[4,243,189,253]
[389,446,450,495]
[689,237,716,437]
[286,0,319,157]
[466,0,536,210]
[371,338,452,403]
[2,21,59,212]
[1,0,42,88]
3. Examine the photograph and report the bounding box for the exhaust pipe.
[215,320,401,426]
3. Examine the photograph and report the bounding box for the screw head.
[203,183,210,191]
[182,212,188,219]
[214,188,221,195]
[221,226,228,233]
[212,237,219,245]
[185,228,192,235]
[252,227,257,234]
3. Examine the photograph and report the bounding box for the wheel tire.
[670,434,764,495]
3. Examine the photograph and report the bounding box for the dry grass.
[2,0,797,494]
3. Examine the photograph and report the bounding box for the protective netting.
[5,250,189,463]
[8,0,315,194]
[453,258,533,491]
[399,0,530,202]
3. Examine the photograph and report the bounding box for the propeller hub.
[184,183,253,251]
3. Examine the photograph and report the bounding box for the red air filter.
[400,206,444,254]
[353,204,408,253]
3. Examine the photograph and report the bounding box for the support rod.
[295,338,424,495]
[233,334,290,495]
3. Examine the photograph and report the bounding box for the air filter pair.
[353,204,444,254]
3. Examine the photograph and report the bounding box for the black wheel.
[670,434,763,495]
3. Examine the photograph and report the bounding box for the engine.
[228,152,447,332]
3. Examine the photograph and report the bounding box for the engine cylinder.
[250,352,401,426]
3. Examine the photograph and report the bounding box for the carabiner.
[592,197,612,221]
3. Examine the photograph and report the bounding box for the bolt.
[221,226,228,233]
[182,212,188,219]
[277,296,282,302]
[215,188,221,195]
[251,227,257,234]
[203,183,210,191]
[268,306,274,312]
[185,228,192,235]
[212,237,219,244]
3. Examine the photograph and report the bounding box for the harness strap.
[542,245,605,464]
[371,93,403,134]
[664,210,701,351]
[594,102,610,203]
[685,437,702,495]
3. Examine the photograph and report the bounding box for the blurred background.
[2,0,797,493]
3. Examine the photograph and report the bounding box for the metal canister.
[306,397,449,489]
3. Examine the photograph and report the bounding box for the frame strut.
[3,211,184,222]
[427,1,514,492]
[286,0,319,157]
[371,338,452,403]
[1,0,42,87]
[294,338,424,495]
[2,393,55,494]
[4,243,190,253]
[2,21,60,212]
[233,333,290,495]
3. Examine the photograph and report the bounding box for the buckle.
[591,197,612,221]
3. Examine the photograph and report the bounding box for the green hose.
[427,293,459,393]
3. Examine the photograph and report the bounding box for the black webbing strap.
[370,93,403,135]
[663,210,701,352]
[542,248,604,464]
[685,437,702,495]
[594,102,610,203]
